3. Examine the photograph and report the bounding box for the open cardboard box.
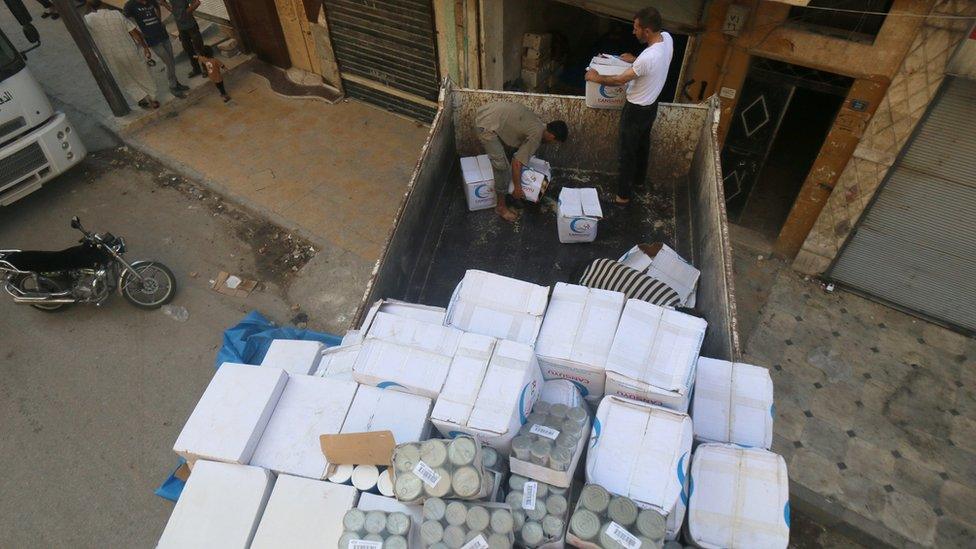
[320,430,395,484]
[509,428,586,488]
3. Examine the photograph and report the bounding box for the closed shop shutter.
[196,0,229,21]
[322,0,439,122]
[829,77,976,332]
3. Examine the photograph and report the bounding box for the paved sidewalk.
[124,69,429,332]
[732,227,975,548]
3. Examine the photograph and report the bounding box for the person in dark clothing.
[585,7,673,205]
[124,0,188,97]
[161,0,206,78]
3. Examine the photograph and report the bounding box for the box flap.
[587,396,692,511]
[430,333,496,427]
[454,270,549,316]
[527,156,551,178]
[320,431,396,466]
[468,340,536,434]
[579,188,603,218]
[477,154,494,179]
[606,300,706,391]
[558,188,583,217]
[590,54,632,67]
[536,283,623,368]
[688,444,790,549]
[341,385,432,444]
[366,311,461,357]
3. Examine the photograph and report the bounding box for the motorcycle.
[0,216,176,312]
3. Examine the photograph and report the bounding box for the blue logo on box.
[569,218,593,234]
[377,381,406,390]
[677,452,689,505]
[784,502,791,527]
[448,431,466,439]
[598,85,624,99]
[474,184,492,199]
[518,384,530,424]
[589,417,602,448]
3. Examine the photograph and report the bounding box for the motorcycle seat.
[2,245,105,272]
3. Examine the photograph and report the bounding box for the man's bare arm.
[584,67,638,87]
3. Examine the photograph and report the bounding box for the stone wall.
[793,0,976,274]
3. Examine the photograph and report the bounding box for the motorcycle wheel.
[16,275,69,312]
[120,261,177,309]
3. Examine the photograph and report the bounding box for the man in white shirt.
[585,7,673,205]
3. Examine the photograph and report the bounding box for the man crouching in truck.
[584,7,673,206]
[475,101,568,222]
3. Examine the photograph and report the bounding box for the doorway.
[504,0,688,102]
[721,58,852,240]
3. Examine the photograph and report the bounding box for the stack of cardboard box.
[521,32,556,92]
[158,267,793,548]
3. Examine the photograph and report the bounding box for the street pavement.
[0,149,302,547]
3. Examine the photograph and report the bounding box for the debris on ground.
[212,271,258,297]
[160,305,189,322]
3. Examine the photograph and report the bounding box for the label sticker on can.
[413,460,441,487]
[530,424,560,439]
[348,540,382,549]
[522,481,538,510]
[460,534,489,549]
[606,521,641,549]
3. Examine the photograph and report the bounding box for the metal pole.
[50,0,130,116]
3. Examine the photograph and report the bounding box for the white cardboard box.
[687,444,790,549]
[357,493,423,548]
[250,376,358,479]
[260,339,324,375]
[445,270,550,346]
[585,55,631,109]
[431,338,543,455]
[352,338,454,399]
[364,311,462,357]
[535,283,624,400]
[461,154,497,211]
[620,243,700,307]
[173,363,288,465]
[360,298,448,331]
[341,384,433,444]
[556,188,604,243]
[353,311,463,398]
[509,156,552,202]
[604,300,707,412]
[586,396,693,534]
[692,357,774,449]
[314,343,360,381]
[250,475,359,549]
[157,460,274,549]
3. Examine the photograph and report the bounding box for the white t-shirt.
[627,32,674,106]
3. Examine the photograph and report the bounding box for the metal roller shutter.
[323,0,440,122]
[829,77,976,332]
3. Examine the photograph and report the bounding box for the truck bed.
[358,84,739,360]
[403,168,685,306]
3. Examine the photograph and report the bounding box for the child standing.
[196,45,230,102]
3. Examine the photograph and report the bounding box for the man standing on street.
[585,7,672,205]
[124,0,188,98]
[475,101,568,222]
[161,0,206,79]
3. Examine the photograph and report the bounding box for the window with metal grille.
[787,0,893,44]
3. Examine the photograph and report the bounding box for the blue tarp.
[214,310,343,368]
[157,311,342,502]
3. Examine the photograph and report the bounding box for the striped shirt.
[579,258,681,307]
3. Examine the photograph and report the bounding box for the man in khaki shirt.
[476,102,568,221]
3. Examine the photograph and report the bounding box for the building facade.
[238,0,974,331]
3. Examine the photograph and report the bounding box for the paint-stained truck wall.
[453,89,705,180]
